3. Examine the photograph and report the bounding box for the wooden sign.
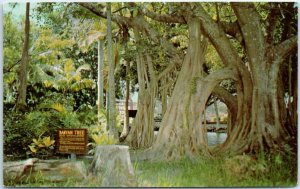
[57,129,87,154]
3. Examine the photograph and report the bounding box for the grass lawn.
[7,152,297,187]
[135,156,297,187]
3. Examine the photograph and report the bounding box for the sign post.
[57,129,88,158]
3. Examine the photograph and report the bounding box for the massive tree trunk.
[126,52,157,148]
[80,2,297,157]
[232,3,295,153]
[124,2,297,158]
[126,23,181,148]
[142,19,214,160]
[16,3,30,111]
[212,3,297,155]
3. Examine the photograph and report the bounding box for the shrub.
[77,106,98,128]
[4,108,84,157]
[4,111,36,158]
[28,134,55,158]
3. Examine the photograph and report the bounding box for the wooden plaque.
[57,129,87,154]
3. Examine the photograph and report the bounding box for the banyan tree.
[79,2,298,160]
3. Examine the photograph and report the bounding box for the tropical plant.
[87,126,118,155]
[3,12,23,106]
[16,2,30,111]
[38,101,83,129]
[4,111,35,158]
[86,108,124,154]
[28,134,55,157]
[34,59,94,94]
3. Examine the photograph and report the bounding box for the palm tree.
[16,2,30,111]
[77,21,107,126]
[107,2,118,139]
[34,58,94,94]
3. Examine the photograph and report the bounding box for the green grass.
[7,153,297,187]
[135,155,297,187]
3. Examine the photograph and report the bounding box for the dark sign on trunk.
[57,129,87,154]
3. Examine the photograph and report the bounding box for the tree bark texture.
[211,3,297,154]
[126,23,182,148]
[126,51,157,148]
[160,76,168,117]
[107,3,118,139]
[97,40,104,125]
[16,3,30,111]
[142,19,215,160]
[120,60,130,141]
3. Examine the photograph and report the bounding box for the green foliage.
[87,125,118,155]
[22,111,56,137]
[77,106,98,125]
[3,13,22,68]
[90,131,117,145]
[33,59,94,93]
[37,102,82,129]
[205,44,223,72]
[86,108,123,154]
[4,112,35,158]
[61,112,82,128]
[3,13,23,105]
[30,91,74,114]
[33,28,74,65]
[28,134,55,157]
[4,100,92,157]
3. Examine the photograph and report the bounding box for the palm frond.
[31,64,56,84]
[43,80,53,88]
[64,59,75,74]
[51,103,66,112]
[69,64,91,82]
[54,77,68,90]
[30,63,64,86]
[70,79,94,92]
[76,64,91,73]
[38,102,67,113]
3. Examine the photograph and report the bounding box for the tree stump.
[4,158,87,185]
[90,145,137,187]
